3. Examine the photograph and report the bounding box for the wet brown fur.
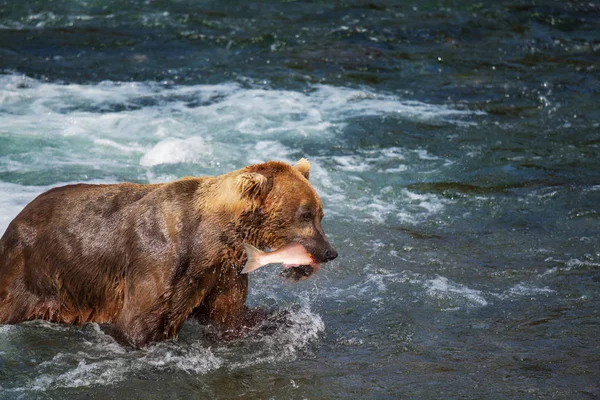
[0,160,336,347]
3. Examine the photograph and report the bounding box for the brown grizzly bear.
[0,159,337,347]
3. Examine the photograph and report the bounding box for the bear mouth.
[279,264,320,282]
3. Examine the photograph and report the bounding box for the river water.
[1,1,599,399]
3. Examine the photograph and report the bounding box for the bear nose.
[323,247,338,262]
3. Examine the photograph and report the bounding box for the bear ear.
[294,158,310,180]
[236,172,270,200]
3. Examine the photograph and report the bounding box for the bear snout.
[310,243,337,264]
[322,247,338,262]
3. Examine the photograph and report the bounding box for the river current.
[1,1,599,399]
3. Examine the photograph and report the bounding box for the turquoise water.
[1,1,599,398]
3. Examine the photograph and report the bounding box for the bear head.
[228,158,338,266]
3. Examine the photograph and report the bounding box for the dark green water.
[1,1,599,398]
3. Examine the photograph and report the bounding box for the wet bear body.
[0,160,336,347]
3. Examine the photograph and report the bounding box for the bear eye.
[299,209,313,222]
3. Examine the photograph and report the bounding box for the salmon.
[240,242,318,274]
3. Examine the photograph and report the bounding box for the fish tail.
[241,243,263,274]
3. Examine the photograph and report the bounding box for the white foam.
[0,325,15,334]
[325,147,452,177]
[5,304,323,392]
[391,189,450,224]
[140,342,223,374]
[566,258,600,268]
[23,344,222,391]
[331,155,371,172]
[333,267,413,299]
[338,188,454,225]
[399,189,451,222]
[423,276,488,307]
[337,337,365,346]
[382,165,409,173]
[28,357,130,391]
[229,304,325,368]
[11,331,222,392]
[363,198,399,223]
[507,284,556,296]
[140,136,212,167]
[93,138,144,154]
[414,149,440,161]
[178,86,336,137]
[0,75,481,152]
[327,269,489,311]
[330,184,451,226]
[308,85,483,124]
[245,140,294,165]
